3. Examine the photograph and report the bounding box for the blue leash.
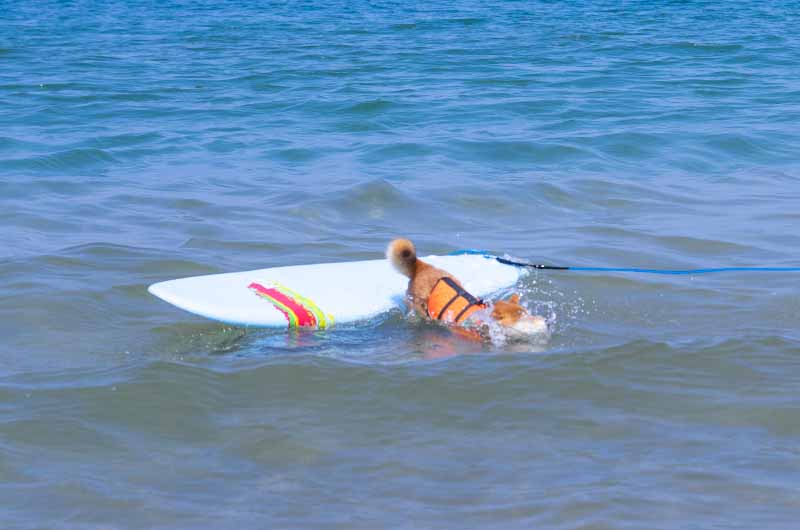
[450,249,800,275]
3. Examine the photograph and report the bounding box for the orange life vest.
[427,277,486,324]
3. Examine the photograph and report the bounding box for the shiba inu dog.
[387,238,547,341]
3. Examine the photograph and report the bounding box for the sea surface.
[2,1,800,528]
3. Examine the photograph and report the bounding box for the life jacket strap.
[428,277,485,324]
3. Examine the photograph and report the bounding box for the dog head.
[490,294,548,337]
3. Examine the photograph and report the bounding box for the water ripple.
[3,0,800,527]
[4,148,117,172]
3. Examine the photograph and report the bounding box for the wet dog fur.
[387,238,547,340]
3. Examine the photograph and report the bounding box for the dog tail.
[386,238,417,278]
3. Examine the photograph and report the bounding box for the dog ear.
[507,293,520,304]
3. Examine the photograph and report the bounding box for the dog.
[387,238,548,341]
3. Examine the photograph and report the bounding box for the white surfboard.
[148,253,524,328]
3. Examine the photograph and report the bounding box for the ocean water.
[2,0,800,528]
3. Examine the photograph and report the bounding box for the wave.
[3,148,117,172]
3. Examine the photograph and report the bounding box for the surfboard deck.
[148,253,523,328]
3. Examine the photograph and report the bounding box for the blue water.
[2,1,800,528]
